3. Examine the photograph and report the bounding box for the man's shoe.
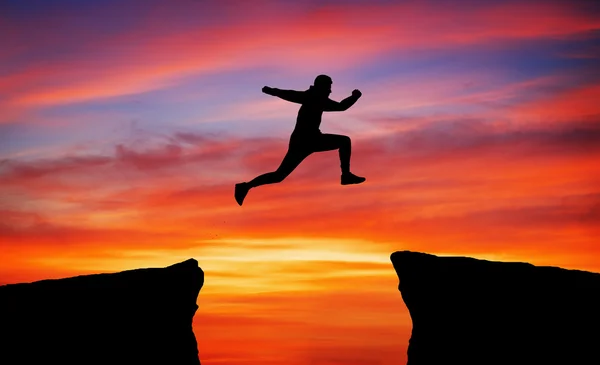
[341,172,366,185]
[235,183,250,206]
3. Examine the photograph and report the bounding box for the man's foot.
[235,183,250,206]
[341,172,366,185]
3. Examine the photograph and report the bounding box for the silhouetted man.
[235,74,366,206]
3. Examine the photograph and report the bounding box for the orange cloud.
[3,114,599,280]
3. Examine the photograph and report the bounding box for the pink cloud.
[2,1,598,111]
[511,83,600,125]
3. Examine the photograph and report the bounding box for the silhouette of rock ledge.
[391,251,600,365]
[0,259,203,365]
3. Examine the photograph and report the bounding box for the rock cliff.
[391,251,600,365]
[0,259,203,365]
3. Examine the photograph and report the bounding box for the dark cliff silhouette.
[391,251,600,365]
[0,259,203,365]
[235,74,366,206]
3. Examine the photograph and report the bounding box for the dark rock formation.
[391,251,600,365]
[0,259,203,365]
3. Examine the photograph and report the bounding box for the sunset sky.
[1,0,599,364]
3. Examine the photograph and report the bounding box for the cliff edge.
[391,251,600,365]
[0,259,203,365]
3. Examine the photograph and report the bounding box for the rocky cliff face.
[391,251,600,365]
[0,259,203,365]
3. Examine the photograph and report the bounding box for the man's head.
[313,74,332,97]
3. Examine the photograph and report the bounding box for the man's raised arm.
[262,86,304,104]
[323,89,362,111]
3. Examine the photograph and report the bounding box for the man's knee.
[341,135,351,146]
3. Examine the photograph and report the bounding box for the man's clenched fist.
[352,89,362,98]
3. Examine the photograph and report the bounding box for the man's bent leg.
[314,133,365,185]
[313,134,351,174]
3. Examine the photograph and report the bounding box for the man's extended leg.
[235,148,310,206]
[314,133,365,185]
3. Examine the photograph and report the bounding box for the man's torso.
[293,89,326,135]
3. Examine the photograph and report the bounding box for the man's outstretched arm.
[263,86,304,104]
[324,89,362,111]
